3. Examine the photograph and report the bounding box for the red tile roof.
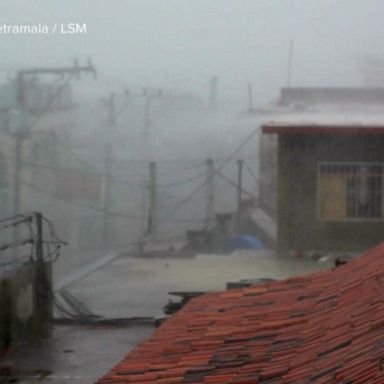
[97,244,384,383]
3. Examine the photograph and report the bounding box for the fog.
[0,0,381,273]
[1,1,384,104]
[3,2,384,381]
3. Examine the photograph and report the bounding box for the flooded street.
[69,251,332,318]
[1,250,332,383]
[1,324,152,383]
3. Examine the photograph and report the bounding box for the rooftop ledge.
[262,123,384,135]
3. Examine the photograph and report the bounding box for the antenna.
[287,39,294,88]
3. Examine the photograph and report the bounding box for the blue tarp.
[227,235,265,251]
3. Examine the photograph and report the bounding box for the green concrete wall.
[0,261,52,352]
[277,134,384,256]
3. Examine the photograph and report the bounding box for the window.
[318,162,384,220]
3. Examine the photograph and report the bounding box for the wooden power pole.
[142,88,162,156]
[12,60,96,253]
[102,93,115,249]
[148,161,158,242]
[34,212,51,322]
[205,158,215,228]
[237,159,244,213]
[209,76,218,111]
[248,83,254,112]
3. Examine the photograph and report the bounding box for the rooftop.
[97,243,384,383]
[260,103,384,135]
[279,87,384,106]
[263,122,384,135]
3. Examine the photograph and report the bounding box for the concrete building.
[258,87,384,257]
[262,121,384,256]
[0,77,108,282]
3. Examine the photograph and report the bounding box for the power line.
[157,194,204,208]
[158,170,206,188]
[0,213,33,225]
[0,216,32,231]
[97,71,129,87]
[41,215,67,246]
[0,238,33,252]
[21,179,146,221]
[243,160,259,186]
[2,152,147,188]
[4,151,205,187]
[20,176,206,225]
[219,128,259,166]
[215,171,255,199]
[25,74,74,132]
[157,216,205,224]
[166,128,259,218]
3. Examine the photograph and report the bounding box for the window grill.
[318,162,384,220]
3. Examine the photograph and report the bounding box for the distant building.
[278,87,384,107]
[258,87,384,256]
[0,78,106,264]
[262,121,384,256]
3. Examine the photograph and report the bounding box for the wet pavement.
[0,324,152,383]
[68,250,332,318]
[1,250,333,383]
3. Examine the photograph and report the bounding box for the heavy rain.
[1,1,384,383]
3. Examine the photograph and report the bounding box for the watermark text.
[0,23,87,35]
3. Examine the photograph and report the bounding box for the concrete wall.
[0,261,52,352]
[259,133,278,219]
[279,87,384,106]
[277,134,384,256]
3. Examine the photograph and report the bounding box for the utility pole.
[12,60,96,254]
[205,158,215,228]
[148,161,157,242]
[13,59,96,216]
[143,88,162,154]
[237,159,244,213]
[34,212,50,321]
[247,83,254,112]
[287,39,294,88]
[209,75,218,111]
[12,73,28,220]
[102,93,115,249]
[144,90,150,139]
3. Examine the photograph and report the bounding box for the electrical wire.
[158,170,206,188]
[24,74,75,133]
[243,160,259,186]
[0,213,33,225]
[0,238,33,252]
[97,71,129,87]
[41,215,67,246]
[0,213,66,270]
[166,128,259,218]
[157,194,204,209]
[158,217,205,224]
[0,216,32,230]
[21,179,146,221]
[5,152,207,188]
[0,256,31,268]
[215,171,256,198]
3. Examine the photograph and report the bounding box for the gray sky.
[0,0,384,104]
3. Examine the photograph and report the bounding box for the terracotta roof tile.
[97,243,384,383]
